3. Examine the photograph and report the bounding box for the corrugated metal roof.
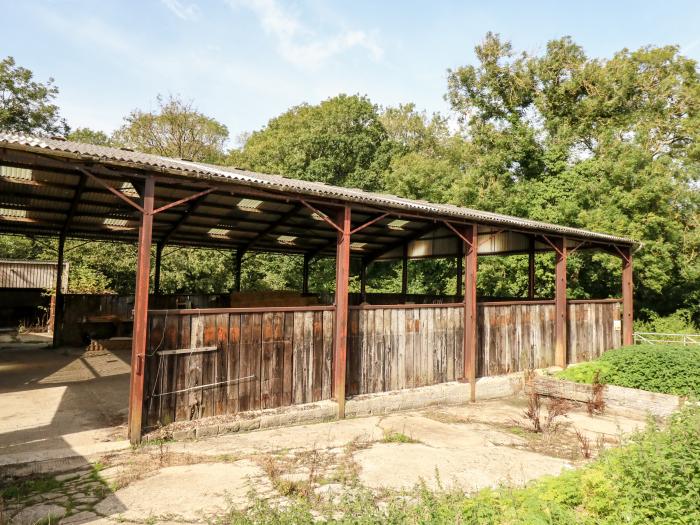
[0,133,635,246]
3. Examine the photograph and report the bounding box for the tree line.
[1,34,698,327]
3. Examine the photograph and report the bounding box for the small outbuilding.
[0,258,68,331]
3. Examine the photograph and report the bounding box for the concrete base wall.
[150,373,526,442]
[533,376,683,418]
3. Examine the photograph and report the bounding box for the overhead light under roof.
[0,207,27,219]
[388,219,410,230]
[119,182,139,198]
[208,228,230,237]
[350,242,367,249]
[0,165,32,181]
[236,198,263,211]
[103,217,132,231]
[277,235,297,245]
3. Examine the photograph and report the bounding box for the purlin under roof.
[0,133,636,250]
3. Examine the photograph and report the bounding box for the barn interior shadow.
[0,339,129,518]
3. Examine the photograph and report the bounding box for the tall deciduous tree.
[230,94,390,191]
[113,95,229,163]
[447,33,700,319]
[0,56,68,136]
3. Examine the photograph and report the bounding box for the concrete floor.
[2,396,650,524]
[0,338,130,468]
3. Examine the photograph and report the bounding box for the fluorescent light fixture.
[388,219,410,230]
[236,198,263,211]
[208,228,230,237]
[277,235,297,244]
[0,207,27,219]
[119,182,139,197]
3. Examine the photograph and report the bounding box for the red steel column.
[128,176,155,444]
[333,206,351,418]
[463,224,478,401]
[621,247,634,346]
[554,237,568,368]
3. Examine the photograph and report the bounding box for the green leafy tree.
[113,95,229,163]
[0,56,68,136]
[446,33,700,320]
[230,94,390,191]
[67,127,111,146]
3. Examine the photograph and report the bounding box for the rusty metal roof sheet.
[0,133,635,246]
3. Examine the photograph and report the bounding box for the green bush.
[557,344,700,396]
[220,406,700,524]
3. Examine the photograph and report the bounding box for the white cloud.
[229,0,383,69]
[160,0,199,21]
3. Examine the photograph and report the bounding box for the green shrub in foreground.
[557,344,700,396]
[220,406,700,524]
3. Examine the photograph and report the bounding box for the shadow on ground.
[0,335,130,523]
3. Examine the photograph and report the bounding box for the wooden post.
[234,250,243,292]
[333,206,351,418]
[528,237,535,300]
[360,262,367,303]
[463,224,478,402]
[154,242,163,295]
[621,247,634,346]
[401,244,408,301]
[302,253,310,294]
[456,242,463,297]
[554,237,568,368]
[52,233,66,348]
[128,176,155,444]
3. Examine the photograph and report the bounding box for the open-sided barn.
[0,133,635,443]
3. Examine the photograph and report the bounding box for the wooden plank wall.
[347,305,464,395]
[144,307,335,428]
[568,300,622,363]
[478,302,557,376]
[142,299,622,428]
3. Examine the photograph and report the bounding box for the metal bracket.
[442,221,474,249]
[300,199,344,234]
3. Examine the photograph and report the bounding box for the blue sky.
[3,1,700,144]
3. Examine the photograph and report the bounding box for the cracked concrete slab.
[93,460,269,522]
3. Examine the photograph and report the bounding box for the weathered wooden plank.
[238,313,256,412]
[282,312,294,406]
[159,312,179,425]
[405,308,415,388]
[384,308,394,391]
[227,313,241,414]
[186,315,204,419]
[312,311,324,401]
[346,309,359,396]
[214,313,229,416]
[174,314,191,421]
[397,308,406,390]
[322,310,334,400]
[446,307,454,381]
[293,311,305,404]
[145,314,163,427]
[269,311,285,408]
[200,314,217,418]
[303,311,314,403]
[260,312,274,409]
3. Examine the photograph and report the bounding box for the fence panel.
[144,306,335,428]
